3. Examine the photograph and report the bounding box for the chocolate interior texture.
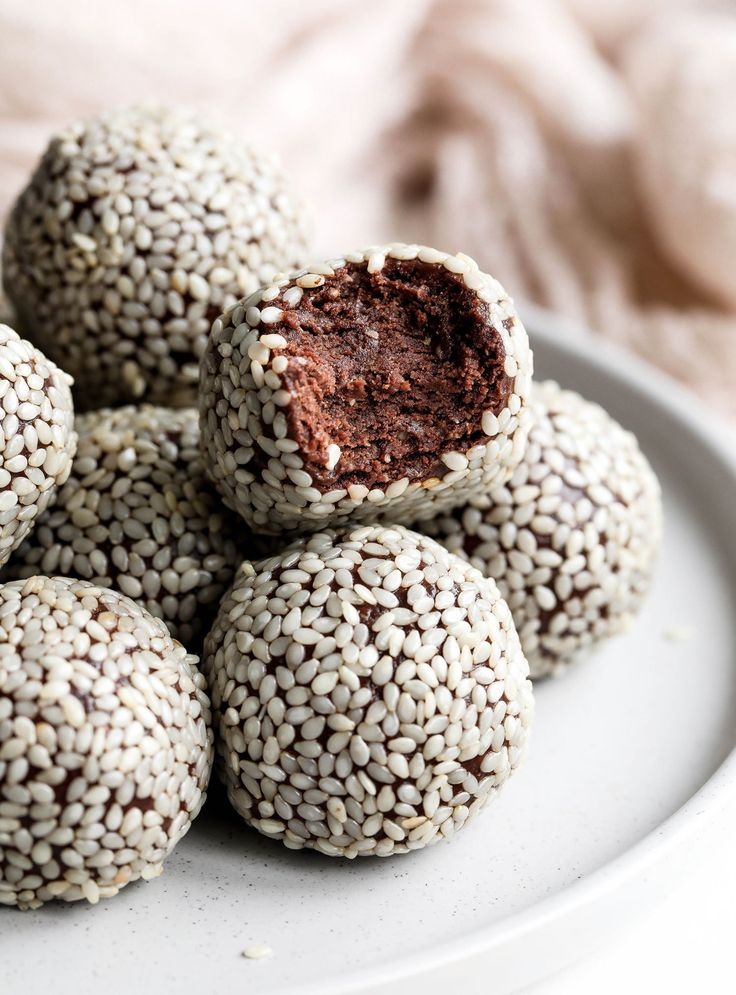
[277,259,512,490]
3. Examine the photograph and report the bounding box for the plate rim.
[285,303,736,995]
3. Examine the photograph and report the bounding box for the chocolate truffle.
[0,323,76,568]
[1,405,245,650]
[203,524,533,857]
[421,380,663,677]
[0,576,213,910]
[200,243,532,535]
[2,105,311,409]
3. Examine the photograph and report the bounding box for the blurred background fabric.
[0,0,734,419]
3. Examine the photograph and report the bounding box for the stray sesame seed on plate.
[242,944,273,960]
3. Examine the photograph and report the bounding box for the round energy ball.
[200,243,532,535]
[203,524,534,857]
[421,380,663,678]
[0,323,76,568]
[1,404,245,650]
[0,576,213,910]
[2,105,311,409]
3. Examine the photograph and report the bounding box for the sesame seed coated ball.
[1,404,246,650]
[420,380,663,678]
[0,323,76,568]
[0,576,213,910]
[2,105,311,409]
[200,243,532,535]
[203,524,534,858]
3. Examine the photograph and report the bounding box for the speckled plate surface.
[3,306,736,995]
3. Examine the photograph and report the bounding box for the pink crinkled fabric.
[0,0,733,420]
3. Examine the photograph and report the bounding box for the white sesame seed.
[296,273,325,289]
[259,307,284,325]
[441,451,469,473]
[188,273,210,301]
[242,944,273,960]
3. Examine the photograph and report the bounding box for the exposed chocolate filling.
[276,259,512,490]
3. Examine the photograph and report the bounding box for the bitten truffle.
[0,576,213,910]
[421,380,663,677]
[0,323,76,568]
[2,105,311,409]
[200,243,532,535]
[203,524,533,857]
[1,405,245,649]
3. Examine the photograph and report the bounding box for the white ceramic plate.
[4,307,736,995]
